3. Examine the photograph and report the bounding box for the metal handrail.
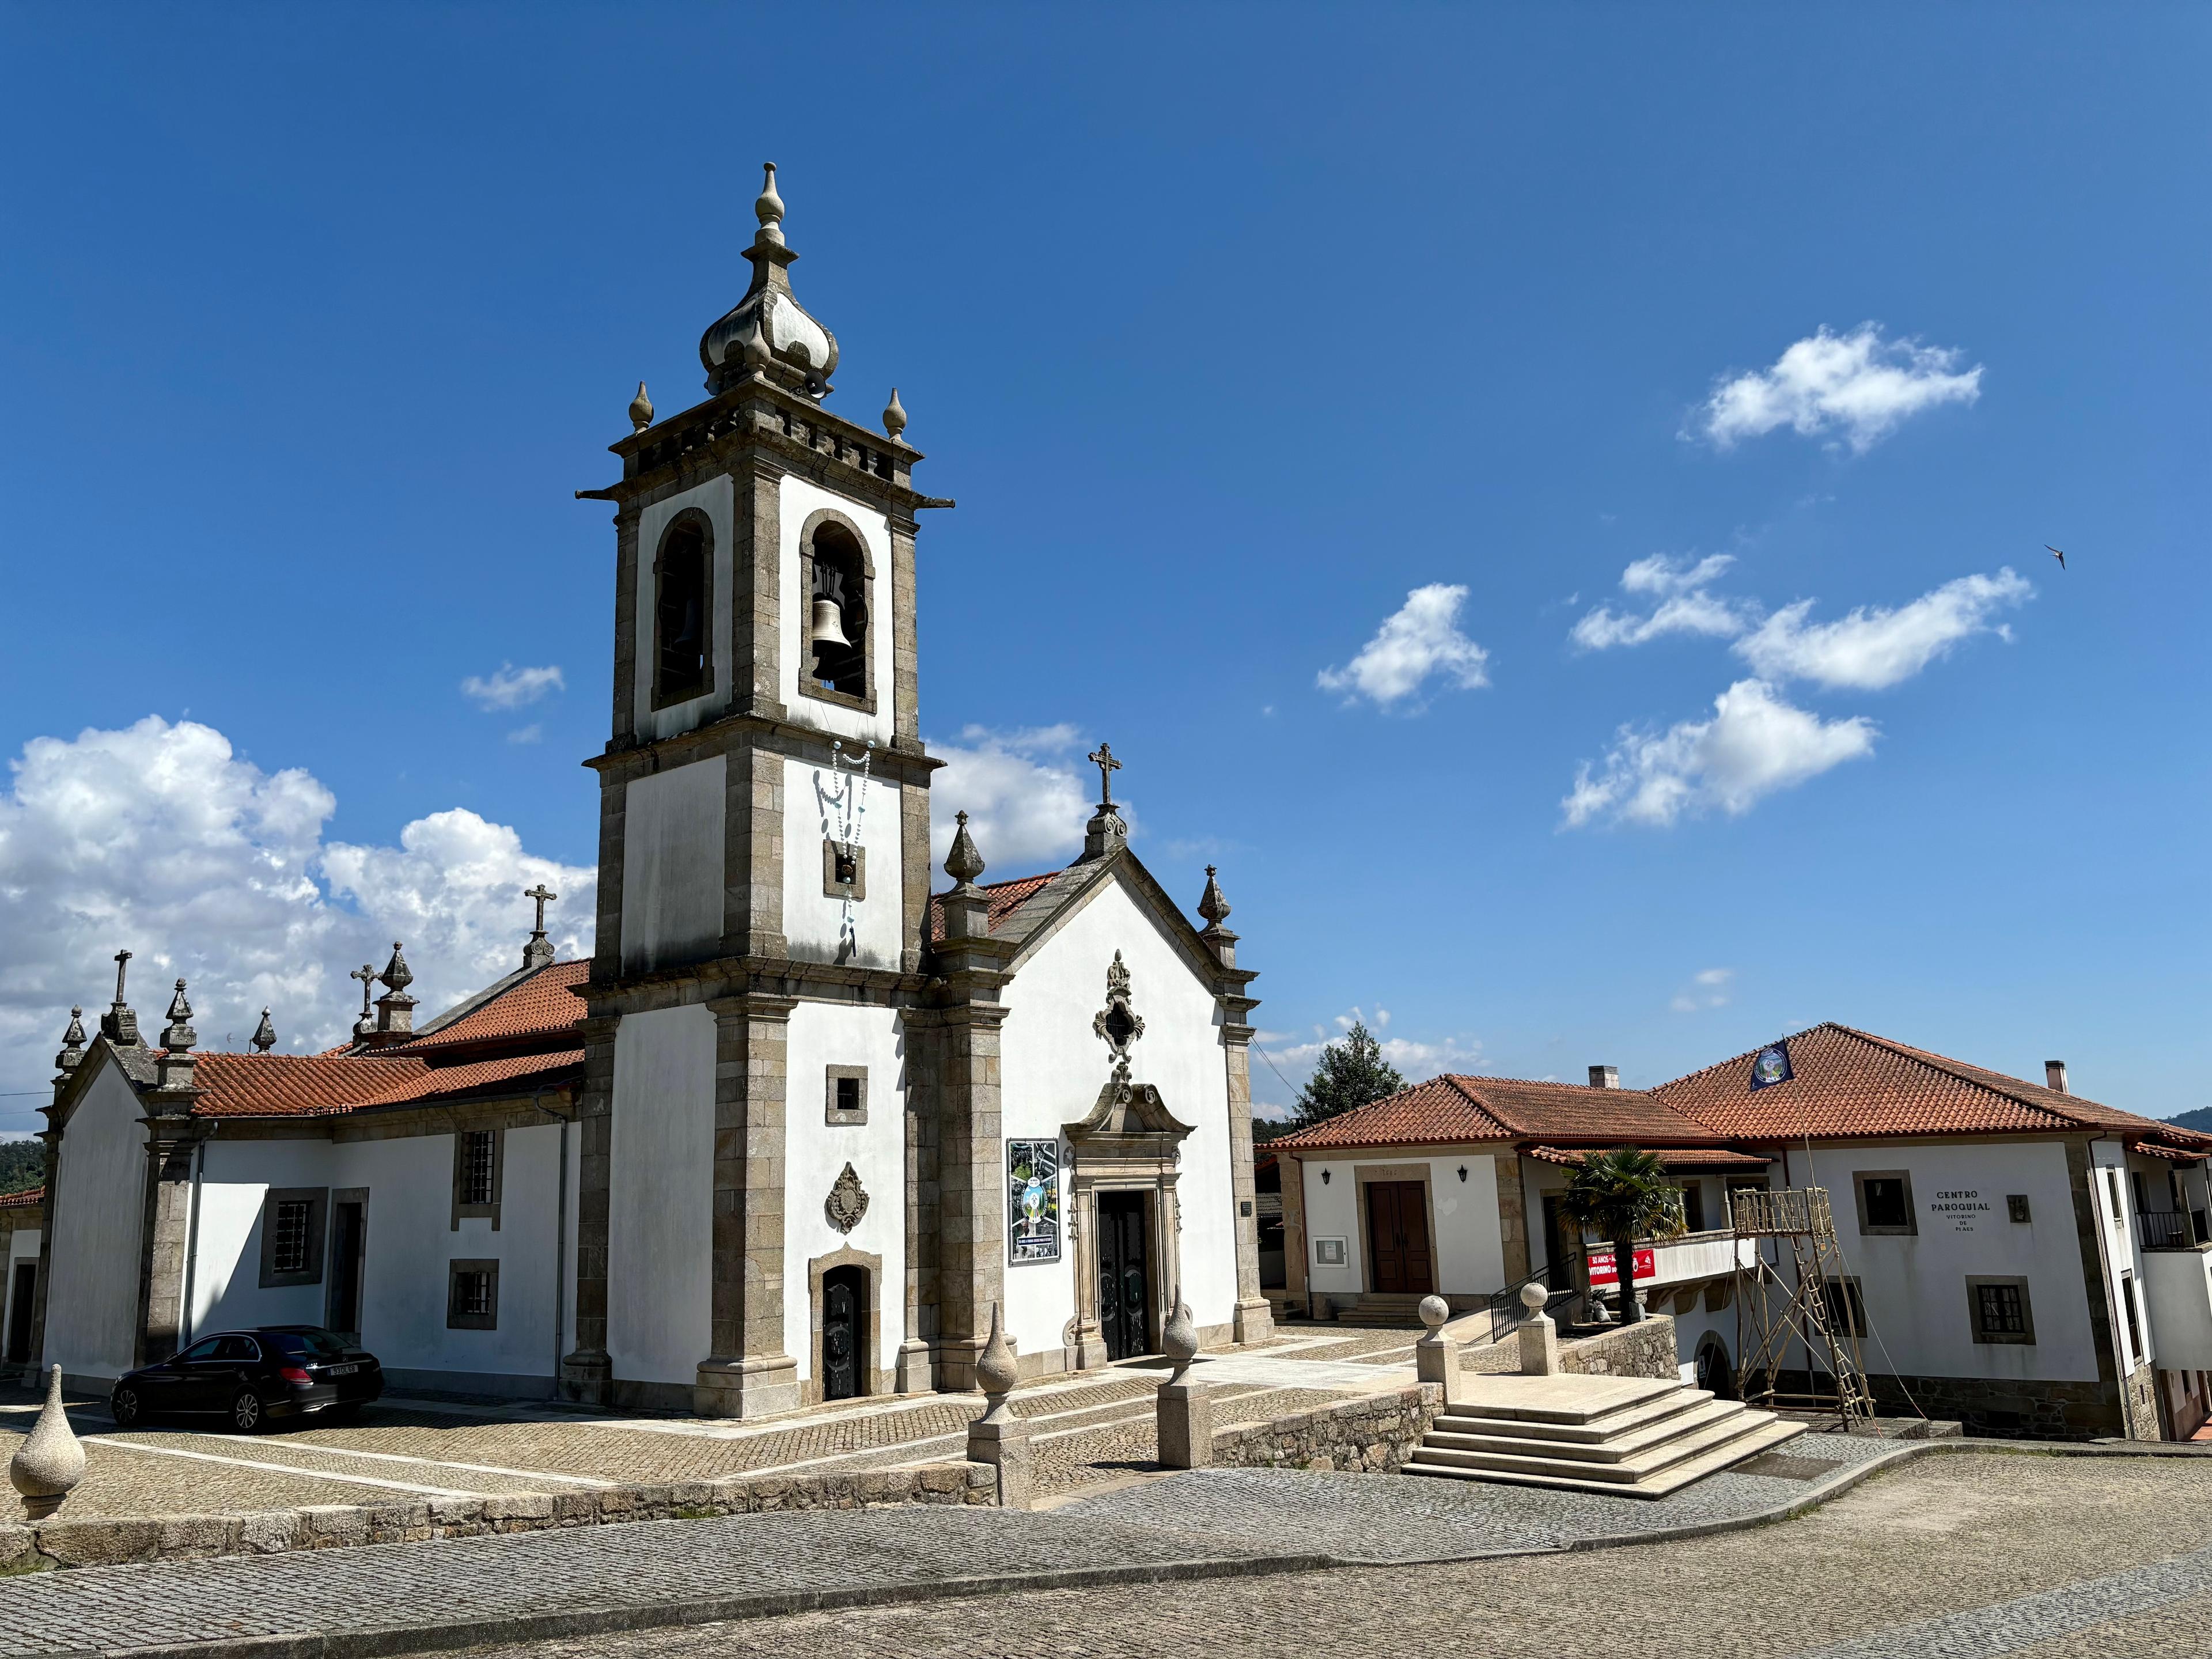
[1486,1261,1574,1342]
[2136,1209,2205,1252]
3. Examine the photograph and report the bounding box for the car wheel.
[230,1388,265,1433]
[111,1385,142,1427]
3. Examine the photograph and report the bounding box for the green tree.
[1557,1147,1684,1325]
[1294,1020,1405,1126]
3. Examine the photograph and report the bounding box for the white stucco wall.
[621,756,726,974]
[632,475,737,743]
[997,875,1237,1357]
[45,1055,146,1379]
[607,1004,715,1386]
[1295,1153,1508,1300]
[777,475,894,750]
[2142,1247,2212,1372]
[1780,1141,2104,1384]
[780,759,904,971]
[191,1124,579,1390]
[782,1002,908,1382]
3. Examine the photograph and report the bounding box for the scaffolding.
[1729,1186,1876,1431]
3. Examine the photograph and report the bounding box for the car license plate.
[327,1363,358,1377]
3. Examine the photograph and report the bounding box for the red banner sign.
[1585,1246,1656,1286]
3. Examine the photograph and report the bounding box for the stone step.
[1404,1416,1806,1499]
[1431,1387,1718,1444]
[1425,1398,1755,1464]
[1412,1404,1787,1486]
[1438,1375,1687,1426]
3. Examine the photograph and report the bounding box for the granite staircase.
[1403,1374,1805,1498]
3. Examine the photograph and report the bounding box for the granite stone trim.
[794,506,879,719]
[646,507,718,713]
[0,1463,995,1571]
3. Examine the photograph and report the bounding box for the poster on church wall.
[1008,1139,1061,1263]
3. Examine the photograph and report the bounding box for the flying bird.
[2047,545,2066,570]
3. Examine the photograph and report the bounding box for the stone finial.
[754,160,786,244]
[699,161,837,399]
[161,980,197,1052]
[945,810,986,889]
[370,943,418,1043]
[522,883,559,971]
[1419,1294,1450,1334]
[1519,1281,1550,1315]
[975,1301,1019,1421]
[10,1366,85,1520]
[249,1007,276,1053]
[54,1007,86,1074]
[1198,866,1232,929]
[377,943,414,994]
[349,963,377,1039]
[628,381,654,433]
[882,387,907,441]
[100,949,142,1048]
[1162,1285,1199,1385]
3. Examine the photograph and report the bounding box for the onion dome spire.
[54,1007,86,1074]
[699,162,839,401]
[249,1007,277,1053]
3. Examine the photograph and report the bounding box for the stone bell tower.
[563,164,942,1416]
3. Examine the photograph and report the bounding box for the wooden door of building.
[5,1263,33,1363]
[822,1266,864,1400]
[1365,1181,1434,1295]
[1096,1191,1153,1361]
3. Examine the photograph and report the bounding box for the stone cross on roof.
[350,963,377,1037]
[1088,743,1120,808]
[522,883,559,970]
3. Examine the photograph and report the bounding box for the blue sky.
[2,7,2207,1124]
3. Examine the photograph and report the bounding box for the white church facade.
[28,165,1271,1416]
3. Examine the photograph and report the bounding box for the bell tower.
[565,165,942,1417]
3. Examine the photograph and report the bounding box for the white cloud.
[1573,554,1749,650]
[1672,967,1734,1013]
[1732,569,2032,690]
[506,725,543,745]
[1317,585,1490,710]
[0,716,593,1098]
[1694,324,1983,453]
[1563,679,1876,829]
[926,724,1099,873]
[1270,1005,1483,1093]
[461,664,565,711]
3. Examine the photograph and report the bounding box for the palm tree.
[1558,1149,1684,1325]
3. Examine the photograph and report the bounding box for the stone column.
[1200,881,1272,1347]
[721,745,787,961]
[896,1011,938,1393]
[698,991,800,1418]
[135,1131,199,1367]
[560,1013,621,1405]
[1069,1183,1109,1370]
[733,461,786,718]
[935,1002,1007,1389]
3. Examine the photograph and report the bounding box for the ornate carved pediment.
[1092,950,1146,1079]
[1063,1077,1194,1150]
[825,1162,869,1233]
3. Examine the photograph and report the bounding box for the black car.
[109,1325,383,1432]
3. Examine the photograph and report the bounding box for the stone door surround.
[805,1243,885,1406]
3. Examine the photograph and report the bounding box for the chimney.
[1589,1064,1619,1090]
[2046,1060,2069,1094]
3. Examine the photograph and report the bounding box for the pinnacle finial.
[161,979,196,1052]
[378,942,413,994]
[1198,865,1232,929]
[755,162,785,246]
[55,1007,86,1074]
[882,387,907,441]
[945,810,986,888]
[249,1007,276,1053]
[628,381,654,433]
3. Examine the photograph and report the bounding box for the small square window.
[271,1200,311,1275]
[1854,1172,1916,1236]
[257,1187,327,1288]
[2007,1194,2032,1224]
[825,1065,869,1126]
[1967,1276,2036,1346]
[447,1259,499,1331]
[821,840,867,900]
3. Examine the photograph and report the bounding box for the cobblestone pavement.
[450,1453,2212,1659]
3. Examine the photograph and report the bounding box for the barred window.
[460,1131,495,1207]
[456,1270,493,1318]
[1975,1282,2025,1337]
[272,1200,312,1275]
[447,1259,499,1330]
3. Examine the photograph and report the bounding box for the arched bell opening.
[652,512,714,706]
[805,519,869,697]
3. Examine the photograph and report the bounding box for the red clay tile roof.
[1653,1024,2212,1149]
[391,959,590,1052]
[1270,1074,1725,1153]
[2134,1141,2202,1162]
[191,1054,430,1119]
[357,1049,584,1107]
[927,872,1059,943]
[0,1187,43,1210]
[1525,1145,1771,1171]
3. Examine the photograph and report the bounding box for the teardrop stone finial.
[1162,1285,1199,1384]
[755,162,785,245]
[945,810,986,888]
[628,381,654,433]
[250,1007,277,1054]
[975,1301,1019,1418]
[378,942,414,993]
[882,387,907,441]
[1198,865,1232,928]
[10,1365,85,1519]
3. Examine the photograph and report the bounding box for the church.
[29,165,1272,1416]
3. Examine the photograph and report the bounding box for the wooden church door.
[822,1266,864,1400]
[1365,1181,1434,1295]
[1096,1191,1153,1361]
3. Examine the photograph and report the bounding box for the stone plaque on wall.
[1009,1139,1062,1264]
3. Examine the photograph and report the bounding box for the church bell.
[809,596,845,647]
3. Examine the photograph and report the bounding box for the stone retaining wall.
[1559,1313,1678,1380]
[0,1461,994,1573]
[1209,1383,1441,1475]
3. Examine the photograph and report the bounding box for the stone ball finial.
[882,387,907,441]
[1419,1294,1450,1333]
[629,381,654,433]
[1520,1281,1550,1313]
[10,1365,85,1520]
[755,161,785,244]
